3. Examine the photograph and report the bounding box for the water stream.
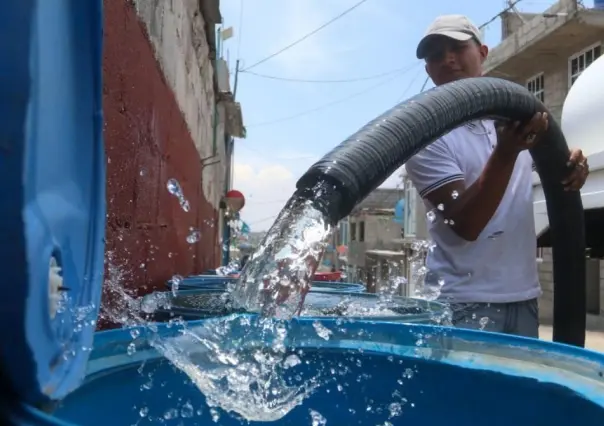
[98,178,444,423]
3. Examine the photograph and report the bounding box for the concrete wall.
[134,0,226,209]
[496,36,604,122]
[348,214,402,267]
[101,0,223,327]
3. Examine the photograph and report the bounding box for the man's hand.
[494,112,549,160]
[562,149,589,191]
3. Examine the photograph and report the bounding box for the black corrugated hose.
[295,77,586,347]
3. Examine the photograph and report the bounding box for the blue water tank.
[146,288,442,323]
[50,318,604,425]
[167,276,366,293]
[0,0,105,407]
[595,0,604,10]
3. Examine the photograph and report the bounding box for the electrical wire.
[247,63,420,128]
[395,66,426,103]
[240,66,411,84]
[240,0,371,72]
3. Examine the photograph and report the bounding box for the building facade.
[344,188,405,285]
[102,0,243,321]
[484,0,604,323]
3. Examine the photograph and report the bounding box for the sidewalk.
[539,325,604,352]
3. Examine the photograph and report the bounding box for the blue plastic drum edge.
[0,0,105,405]
[80,318,604,408]
[167,276,366,293]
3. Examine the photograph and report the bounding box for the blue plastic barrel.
[167,276,366,293]
[52,318,604,425]
[143,288,444,323]
[0,0,105,407]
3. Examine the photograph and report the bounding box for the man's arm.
[406,138,518,242]
[422,150,518,241]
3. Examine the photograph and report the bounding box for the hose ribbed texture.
[296,77,586,347]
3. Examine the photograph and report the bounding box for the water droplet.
[127,342,136,356]
[171,274,183,296]
[479,317,490,330]
[309,409,327,426]
[210,408,220,422]
[166,178,181,195]
[166,178,190,212]
[426,210,436,222]
[451,190,459,199]
[283,354,301,369]
[186,228,201,244]
[437,203,444,211]
[437,278,445,286]
[139,407,149,417]
[163,408,178,419]
[180,402,194,418]
[130,328,140,339]
[313,321,333,340]
[388,402,403,418]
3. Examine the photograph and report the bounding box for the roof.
[351,188,404,214]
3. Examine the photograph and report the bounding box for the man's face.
[423,36,488,86]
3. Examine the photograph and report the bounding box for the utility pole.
[221,59,241,266]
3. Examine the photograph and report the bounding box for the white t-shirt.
[405,120,541,304]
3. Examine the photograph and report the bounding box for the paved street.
[539,325,604,353]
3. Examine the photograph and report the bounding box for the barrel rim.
[86,317,604,407]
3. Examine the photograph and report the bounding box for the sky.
[218,0,567,231]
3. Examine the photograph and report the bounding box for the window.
[350,222,357,241]
[526,73,544,102]
[569,43,601,87]
[359,221,365,242]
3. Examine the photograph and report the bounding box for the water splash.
[150,315,319,422]
[97,194,445,422]
[409,240,443,301]
[231,196,332,319]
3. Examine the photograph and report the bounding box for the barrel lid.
[0,0,105,405]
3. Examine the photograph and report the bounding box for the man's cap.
[416,15,482,59]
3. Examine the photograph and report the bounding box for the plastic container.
[167,276,366,293]
[313,271,342,282]
[52,317,604,425]
[143,288,444,323]
[0,0,105,408]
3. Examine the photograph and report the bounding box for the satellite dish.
[561,53,604,158]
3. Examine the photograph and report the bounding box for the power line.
[240,66,410,84]
[240,0,370,72]
[247,63,421,128]
[396,67,426,103]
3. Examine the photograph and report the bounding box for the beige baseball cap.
[416,15,482,59]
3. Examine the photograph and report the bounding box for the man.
[405,15,590,337]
